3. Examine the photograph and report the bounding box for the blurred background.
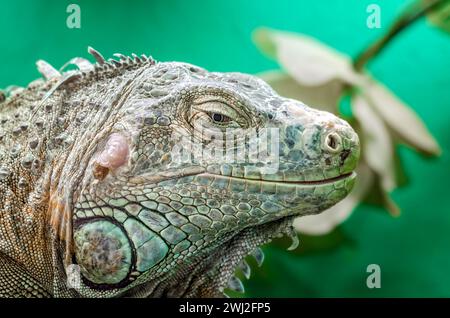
[1,0,449,297]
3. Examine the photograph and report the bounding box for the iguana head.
[62,54,359,297]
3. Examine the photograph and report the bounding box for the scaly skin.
[0,48,359,297]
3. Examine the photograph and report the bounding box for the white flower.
[254,28,440,235]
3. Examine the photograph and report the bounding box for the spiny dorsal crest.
[36,46,156,84]
[29,47,156,122]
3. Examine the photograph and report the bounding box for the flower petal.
[362,79,441,156]
[253,28,360,86]
[352,93,396,191]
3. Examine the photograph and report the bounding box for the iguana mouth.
[201,171,356,186]
[281,171,355,185]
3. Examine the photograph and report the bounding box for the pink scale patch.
[96,133,129,169]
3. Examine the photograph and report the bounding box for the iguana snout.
[191,93,360,223]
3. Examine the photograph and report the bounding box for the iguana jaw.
[155,215,298,297]
[181,171,357,296]
[162,170,357,297]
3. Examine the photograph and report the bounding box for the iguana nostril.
[328,135,337,149]
[323,132,342,153]
[340,149,351,163]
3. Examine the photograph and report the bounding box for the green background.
[1,0,449,297]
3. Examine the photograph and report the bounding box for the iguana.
[0,47,359,297]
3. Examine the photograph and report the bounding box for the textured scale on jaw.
[0,47,359,298]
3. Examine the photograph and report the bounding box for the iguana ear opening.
[93,133,129,180]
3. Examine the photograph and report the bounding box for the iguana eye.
[209,112,231,123]
[187,96,251,130]
[190,101,240,129]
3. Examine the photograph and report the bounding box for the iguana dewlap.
[0,48,359,297]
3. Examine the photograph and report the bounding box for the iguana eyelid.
[192,101,239,121]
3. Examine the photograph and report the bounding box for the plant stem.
[353,0,446,71]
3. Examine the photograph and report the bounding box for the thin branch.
[353,0,445,71]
